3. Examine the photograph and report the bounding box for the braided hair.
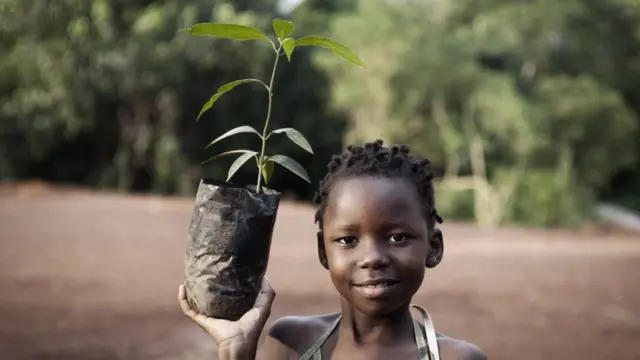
[312,139,443,229]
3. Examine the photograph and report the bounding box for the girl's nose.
[356,238,390,269]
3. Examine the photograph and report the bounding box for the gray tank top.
[298,304,440,360]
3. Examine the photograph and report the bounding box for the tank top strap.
[299,315,342,360]
[299,306,440,360]
[411,304,441,360]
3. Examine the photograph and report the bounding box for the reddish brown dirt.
[1,183,639,360]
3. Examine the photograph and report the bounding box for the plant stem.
[256,44,282,193]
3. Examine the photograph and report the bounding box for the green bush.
[435,182,476,222]
[507,170,595,227]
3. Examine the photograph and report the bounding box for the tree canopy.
[1,0,639,227]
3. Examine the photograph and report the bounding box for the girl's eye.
[389,234,409,243]
[336,236,358,245]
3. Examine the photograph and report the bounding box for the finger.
[261,276,274,292]
[177,284,200,319]
[254,276,276,310]
[178,285,230,336]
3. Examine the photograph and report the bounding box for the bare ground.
[0,183,639,360]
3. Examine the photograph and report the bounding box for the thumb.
[254,276,276,310]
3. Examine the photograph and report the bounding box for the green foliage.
[281,38,296,61]
[3,0,640,227]
[267,155,310,184]
[205,125,262,149]
[508,170,595,227]
[261,159,274,184]
[182,19,363,192]
[294,36,365,68]
[203,150,258,164]
[435,186,477,222]
[272,19,294,40]
[315,0,640,226]
[268,128,314,154]
[227,151,258,182]
[180,23,270,43]
[197,79,268,120]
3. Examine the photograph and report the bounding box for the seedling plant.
[181,18,364,193]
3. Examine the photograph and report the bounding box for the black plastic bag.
[184,178,280,321]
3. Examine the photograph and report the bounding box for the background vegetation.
[1,0,639,227]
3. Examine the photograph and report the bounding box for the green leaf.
[202,150,257,164]
[197,79,266,120]
[261,159,275,184]
[206,125,262,149]
[294,36,364,67]
[227,152,258,182]
[282,38,295,61]
[270,128,313,154]
[272,19,294,41]
[269,155,310,183]
[180,23,269,42]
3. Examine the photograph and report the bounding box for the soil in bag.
[185,178,280,321]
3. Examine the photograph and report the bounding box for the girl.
[178,140,487,360]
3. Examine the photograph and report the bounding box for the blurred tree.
[1,0,639,226]
[0,0,347,198]
[316,0,639,226]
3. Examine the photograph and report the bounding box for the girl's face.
[321,176,440,316]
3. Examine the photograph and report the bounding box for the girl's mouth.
[352,279,401,298]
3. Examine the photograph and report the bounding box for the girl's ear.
[426,228,444,268]
[317,231,329,270]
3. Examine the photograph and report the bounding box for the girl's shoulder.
[261,313,487,360]
[436,333,487,360]
[262,313,340,358]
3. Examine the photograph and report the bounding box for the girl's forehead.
[324,177,423,225]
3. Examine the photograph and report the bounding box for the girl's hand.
[177,277,276,357]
